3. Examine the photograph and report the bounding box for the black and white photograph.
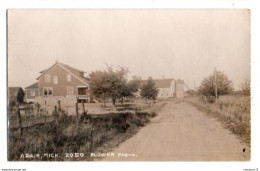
[7,9,250,161]
[0,1,260,171]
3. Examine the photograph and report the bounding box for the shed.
[25,82,39,102]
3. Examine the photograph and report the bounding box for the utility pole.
[214,67,218,102]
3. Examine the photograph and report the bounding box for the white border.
[1,1,260,171]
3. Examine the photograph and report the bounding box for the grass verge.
[185,96,250,147]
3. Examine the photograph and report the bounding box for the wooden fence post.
[82,101,85,113]
[33,103,36,117]
[16,102,23,136]
[58,100,61,112]
[76,103,78,119]
[58,100,62,117]
[44,101,47,115]
[37,103,40,116]
[54,105,58,126]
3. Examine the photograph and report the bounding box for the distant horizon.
[8,10,250,90]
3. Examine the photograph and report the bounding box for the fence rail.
[8,101,65,134]
[8,100,150,133]
[9,115,55,129]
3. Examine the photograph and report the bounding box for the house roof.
[36,61,89,85]
[25,82,38,89]
[138,79,174,88]
[39,61,85,74]
[59,63,85,73]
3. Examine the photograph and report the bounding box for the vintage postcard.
[7,9,250,161]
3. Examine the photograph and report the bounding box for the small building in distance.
[25,82,39,103]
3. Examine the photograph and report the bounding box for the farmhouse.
[25,61,90,107]
[135,78,184,99]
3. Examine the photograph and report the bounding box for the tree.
[89,65,133,107]
[119,79,140,104]
[89,70,111,107]
[240,79,250,95]
[140,77,159,100]
[17,88,24,103]
[107,66,129,107]
[198,71,233,98]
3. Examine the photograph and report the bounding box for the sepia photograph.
[7,9,250,161]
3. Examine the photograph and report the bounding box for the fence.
[8,99,152,136]
[8,100,92,130]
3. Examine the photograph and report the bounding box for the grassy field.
[185,95,250,146]
[8,101,167,161]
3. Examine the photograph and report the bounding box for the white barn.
[135,78,184,99]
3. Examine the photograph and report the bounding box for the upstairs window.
[43,87,53,96]
[53,75,58,84]
[45,74,51,83]
[67,74,71,82]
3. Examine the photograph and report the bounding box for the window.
[67,86,74,96]
[45,74,51,83]
[67,74,71,82]
[43,87,53,96]
[78,87,87,95]
[53,75,58,84]
[30,90,35,97]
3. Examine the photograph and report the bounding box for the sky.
[8,10,250,90]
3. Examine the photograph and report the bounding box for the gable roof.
[59,63,85,73]
[39,61,85,74]
[36,61,89,85]
[25,82,38,89]
[137,79,174,88]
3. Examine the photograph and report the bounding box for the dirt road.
[102,100,250,161]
